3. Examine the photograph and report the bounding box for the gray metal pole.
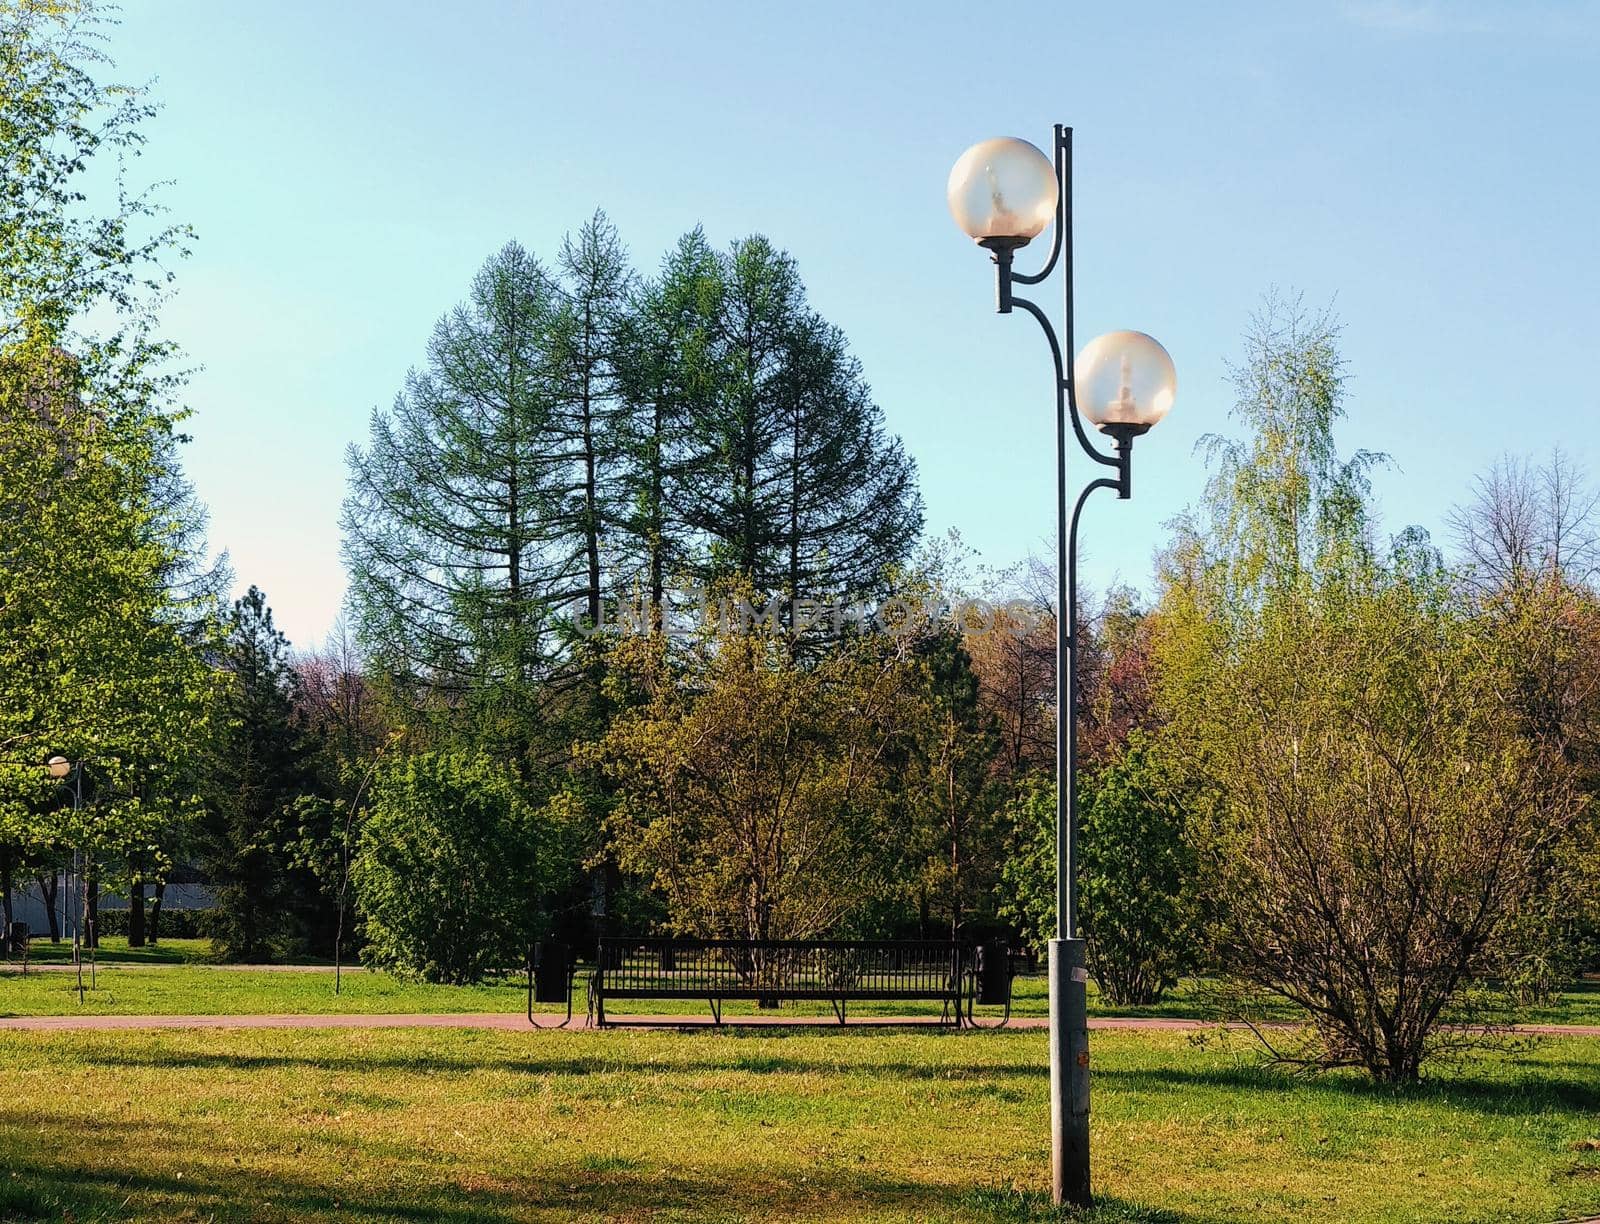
[73,765,84,1004]
[980,125,1114,1208]
[1050,124,1092,1210]
[1050,444,1092,1206]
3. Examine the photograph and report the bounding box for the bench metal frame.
[588,937,971,1028]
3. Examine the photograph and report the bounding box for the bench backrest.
[596,938,964,999]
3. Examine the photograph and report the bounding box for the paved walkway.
[4,1011,1600,1037]
[6,962,362,973]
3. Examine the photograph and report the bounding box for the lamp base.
[1096,421,1150,442]
[1049,937,1092,1207]
[975,235,1032,254]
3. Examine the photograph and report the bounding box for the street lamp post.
[0,756,79,979]
[947,126,1175,1208]
[45,756,92,1002]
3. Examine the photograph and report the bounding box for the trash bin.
[5,922,28,959]
[976,941,1010,1006]
[533,940,570,1003]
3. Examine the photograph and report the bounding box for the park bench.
[581,937,1014,1028]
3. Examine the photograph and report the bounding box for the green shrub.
[94,907,207,940]
[998,734,1199,1005]
[351,751,559,984]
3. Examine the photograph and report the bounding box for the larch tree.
[675,236,797,590]
[342,242,571,762]
[613,229,723,621]
[550,210,632,633]
[772,312,921,608]
[672,235,923,610]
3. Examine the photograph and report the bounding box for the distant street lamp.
[41,754,93,1000]
[947,126,1175,1208]
[3,756,83,983]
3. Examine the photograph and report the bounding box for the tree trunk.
[84,860,100,949]
[35,874,60,942]
[649,401,664,624]
[581,305,602,630]
[128,878,146,947]
[149,880,166,944]
[1,847,14,938]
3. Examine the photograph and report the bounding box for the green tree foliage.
[662,235,923,606]
[584,621,926,941]
[0,0,190,340]
[1447,452,1600,986]
[903,625,1004,940]
[0,1,216,941]
[551,211,633,633]
[198,587,316,961]
[996,776,1054,962]
[1155,297,1585,1079]
[1079,738,1197,1005]
[998,735,1197,1005]
[343,226,923,727]
[352,751,562,984]
[340,224,927,963]
[611,231,722,618]
[612,230,923,620]
[343,241,570,761]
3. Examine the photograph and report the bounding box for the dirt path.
[4,1011,1600,1037]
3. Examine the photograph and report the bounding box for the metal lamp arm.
[1065,476,1124,641]
[989,124,1120,472]
[1011,123,1067,287]
[1007,293,1120,471]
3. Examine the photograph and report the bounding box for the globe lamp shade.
[1073,330,1176,433]
[947,137,1058,245]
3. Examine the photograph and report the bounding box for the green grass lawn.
[1517,980,1600,1028]
[5,964,1599,1030]
[15,935,218,966]
[0,1025,1596,1223]
[0,965,525,1016]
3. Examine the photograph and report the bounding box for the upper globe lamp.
[47,756,70,779]
[1074,330,1176,435]
[947,137,1058,247]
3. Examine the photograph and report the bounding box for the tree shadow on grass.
[28,1025,1600,1125]
[0,1123,1220,1224]
[53,1040,1600,1121]
[56,1040,1050,1084]
[1097,1061,1600,1119]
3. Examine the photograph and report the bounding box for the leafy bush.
[1076,737,1199,1004]
[998,735,1198,1006]
[351,751,557,984]
[95,907,207,940]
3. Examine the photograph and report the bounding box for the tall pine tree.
[199,587,312,962]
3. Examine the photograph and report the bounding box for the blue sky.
[104,1,1600,649]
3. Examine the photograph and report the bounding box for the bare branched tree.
[1448,448,1600,590]
[1192,576,1583,1081]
